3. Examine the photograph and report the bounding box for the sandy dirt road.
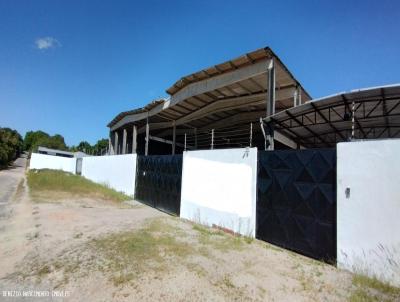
[0,156,26,222]
[0,159,398,301]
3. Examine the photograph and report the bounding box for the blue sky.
[1,0,399,146]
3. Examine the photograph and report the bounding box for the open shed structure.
[264,84,400,148]
[108,47,400,155]
[107,47,311,155]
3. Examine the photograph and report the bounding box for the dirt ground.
[0,159,398,301]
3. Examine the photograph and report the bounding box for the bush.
[0,127,23,168]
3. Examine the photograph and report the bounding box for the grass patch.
[27,169,130,202]
[13,218,192,287]
[192,223,244,252]
[91,218,194,286]
[352,274,400,297]
[348,288,380,302]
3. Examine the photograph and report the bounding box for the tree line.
[0,127,108,168]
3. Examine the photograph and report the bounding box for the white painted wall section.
[29,153,76,174]
[180,148,257,237]
[337,139,400,287]
[81,154,136,196]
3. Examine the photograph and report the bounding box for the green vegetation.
[0,127,23,168]
[70,138,109,155]
[0,126,109,167]
[91,218,194,285]
[27,169,130,202]
[349,288,379,302]
[23,130,108,155]
[349,274,400,302]
[24,130,68,152]
[192,223,244,251]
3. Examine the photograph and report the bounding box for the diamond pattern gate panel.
[135,155,183,216]
[257,149,336,261]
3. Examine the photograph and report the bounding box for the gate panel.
[257,149,336,261]
[135,155,182,215]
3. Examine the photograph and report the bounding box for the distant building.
[37,146,87,158]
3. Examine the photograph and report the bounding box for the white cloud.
[35,37,61,50]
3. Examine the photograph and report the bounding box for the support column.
[266,59,275,150]
[108,131,113,155]
[298,86,302,105]
[122,128,127,154]
[114,131,119,155]
[172,121,176,155]
[145,119,149,156]
[194,128,198,149]
[132,125,137,154]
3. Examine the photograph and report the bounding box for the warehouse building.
[102,47,400,286]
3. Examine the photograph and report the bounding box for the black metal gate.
[257,149,336,261]
[135,155,183,216]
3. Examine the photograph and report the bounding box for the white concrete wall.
[81,154,136,196]
[29,153,76,174]
[337,139,400,287]
[180,148,257,237]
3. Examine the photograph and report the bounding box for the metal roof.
[166,47,311,98]
[107,99,165,128]
[108,46,311,132]
[265,84,400,148]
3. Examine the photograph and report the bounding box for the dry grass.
[349,274,400,301]
[192,223,246,252]
[27,169,130,202]
[91,218,194,286]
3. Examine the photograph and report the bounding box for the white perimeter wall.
[180,148,257,237]
[337,139,400,286]
[30,153,76,174]
[81,154,136,196]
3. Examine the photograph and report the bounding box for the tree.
[23,130,49,151]
[0,127,23,168]
[76,141,92,153]
[23,131,67,152]
[93,138,108,155]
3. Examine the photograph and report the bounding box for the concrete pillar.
[172,121,176,155]
[194,128,198,149]
[114,131,119,155]
[108,132,113,155]
[145,121,149,156]
[266,59,275,150]
[293,88,298,107]
[132,125,137,154]
[298,86,302,105]
[122,128,127,154]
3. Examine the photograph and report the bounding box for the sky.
[0,0,399,146]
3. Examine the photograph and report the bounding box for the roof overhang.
[107,47,311,134]
[264,84,400,148]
